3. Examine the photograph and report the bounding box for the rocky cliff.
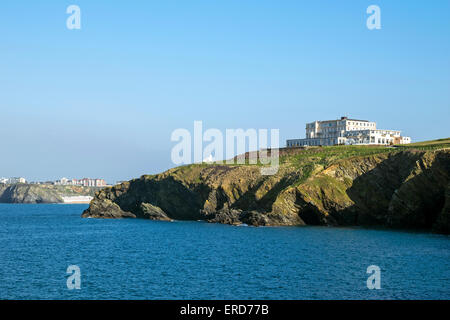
[0,184,98,204]
[82,140,450,234]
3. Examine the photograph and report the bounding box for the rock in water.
[139,203,172,221]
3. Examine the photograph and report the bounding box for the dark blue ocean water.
[0,204,449,300]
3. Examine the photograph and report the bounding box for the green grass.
[394,138,450,151]
[163,138,449,174]
[405,138,450,146]
[282,145,393,169]
[293,163,315,187]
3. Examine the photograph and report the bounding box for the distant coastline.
[0,184,99,204]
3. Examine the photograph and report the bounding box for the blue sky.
[1,0,449,183]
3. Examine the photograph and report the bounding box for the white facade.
[54,177,106,187]
[55,177,70,185]
[61,196,93,203]
[0,177,27,184]
[287,117,411,147]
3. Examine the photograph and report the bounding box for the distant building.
[54,177,107,187]
[95,179,106,187]
[78,178,106,187]
[287,117,411,147]
[1,177,27,184]
[55,177,69,185]
[0,177,27,184]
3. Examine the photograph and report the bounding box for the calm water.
[0,204,449,300]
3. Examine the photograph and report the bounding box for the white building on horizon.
[0,177,27,184]
[55,177,107,187]
[287,117,411,147]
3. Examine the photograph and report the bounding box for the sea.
[0,204,448,300]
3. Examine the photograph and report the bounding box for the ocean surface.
[0,204,449,300]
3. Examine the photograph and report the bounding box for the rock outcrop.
[82,143,450,234]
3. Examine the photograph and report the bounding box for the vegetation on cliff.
[82,139,450,234]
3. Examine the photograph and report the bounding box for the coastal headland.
[82,139,450,234]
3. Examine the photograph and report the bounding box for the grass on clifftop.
[395,137,450,150]
[283,138,448,170]
[137,138,449,186]
[190,138,448,168]
[281,145,392,167]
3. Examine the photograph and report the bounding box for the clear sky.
[1,0,449,183]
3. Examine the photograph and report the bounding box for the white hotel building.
[287,117,411,147]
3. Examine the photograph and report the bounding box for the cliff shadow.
[112,176,206,220]
[343,151,449,229]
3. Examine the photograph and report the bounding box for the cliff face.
[0,184,98,204]
[82,144,450,234]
